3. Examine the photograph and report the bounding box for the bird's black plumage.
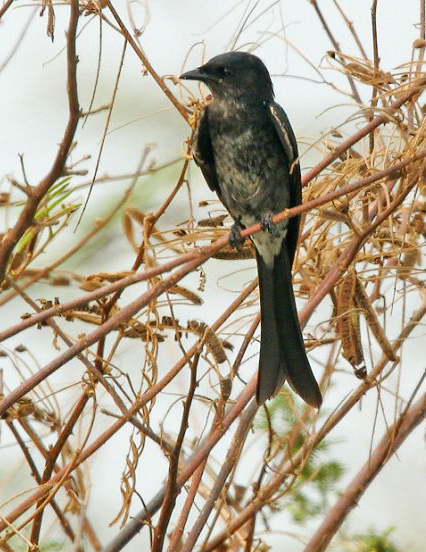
[181,51,322,407]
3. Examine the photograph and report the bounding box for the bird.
[180,51,322,408]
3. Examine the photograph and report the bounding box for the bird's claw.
[259,213,279,237]
[228,220,245,249]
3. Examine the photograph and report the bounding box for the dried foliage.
[0,2,425,552]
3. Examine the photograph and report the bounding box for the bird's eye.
[220,66,232,77]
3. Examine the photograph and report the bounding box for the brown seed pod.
[168,284,203,305]
[336,269,366,378]
[213,242,255,260]
[187,320,227,364]
[197,214,228,227]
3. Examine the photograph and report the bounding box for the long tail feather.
[256,252,284,404]
[256,247,322,408]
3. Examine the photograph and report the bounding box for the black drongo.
[181,51,322,407]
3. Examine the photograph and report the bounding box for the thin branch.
[0,7,36,75]
[180,400,257,552]
[0,0,80,284]
[29,394,89,547]
[6,421,77,545]
[369,0,380,153]
[201,301,426,551]
[303,391,426,552]
[152,353,199,552]
[332,0,368,59]
[3,142,426,344]
[309,0,362,104]
[105,0,189,123]
[0,0,13,20]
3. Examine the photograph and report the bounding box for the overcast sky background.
[1,1,425,551]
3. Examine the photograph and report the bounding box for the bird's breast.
[209,111,290,220]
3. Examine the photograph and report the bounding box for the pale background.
[0,1,425,550]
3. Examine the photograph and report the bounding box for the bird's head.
[180,51,274,102]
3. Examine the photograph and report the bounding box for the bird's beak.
[180,67,207,83]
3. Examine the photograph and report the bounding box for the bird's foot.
[259,213,279,237]
[228,219,245,249]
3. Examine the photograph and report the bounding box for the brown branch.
[369,0,380,153]
[167,315,260,552]
[301,77,426,185]
[201,300,426,551]
[104,380,256,552]
[30,394,89,547]
[152,353,199,552]
[0,0,80,284]
[309,0,362,103]
[3,142,426,344]
[76,38,127,227]
[167,460,207,552]
[180,400,257,552]
[6,421,77,545]
[0,0,14,20]
[303,392,426,552]
[0,282,258,534]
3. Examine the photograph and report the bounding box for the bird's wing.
[268,101,302,267]
[192,107,222,197]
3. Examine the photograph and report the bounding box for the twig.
[369,0,380,153]
[3,143,426,343]
[0,0,13,20]
[105,0,189,123]
[303,391,426,552]
[180,400,257,552]
[6,421,77,545]
[0,0,80,284]
[167,316,260,552]
[332,0,368,59]
[0,7,36,75]
[75,38,127,227]
[29,394,89,547]
[200,301,426,551]
[104,380,256,552]
[309,0,362,104]
[152,353,199,552]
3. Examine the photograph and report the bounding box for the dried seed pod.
[213,243,255,260]
[197,214,227,227]
[121,322,165,342]
[413,38,426,48]
[336,269,366,378]
[122,211,137,251]
[187,320,227,364]
[168,284,203,305]
[197,267,206,292]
